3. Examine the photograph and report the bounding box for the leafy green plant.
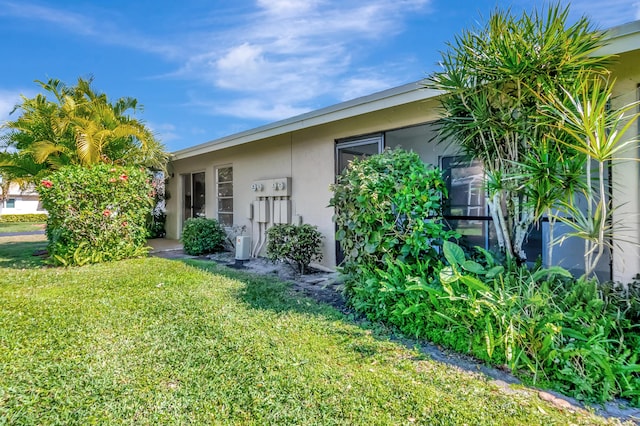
[181,217,226,256]
[37,164,153,266]
[266,224,323,274]
[427,3,611,263]
[329,148,455,296]
[541,76,640,279]
[0,213,48,223]
[347,238,640,404]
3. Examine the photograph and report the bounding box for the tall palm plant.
[0,77,168,183]
[540,76,640,279]
[427,3,611,263]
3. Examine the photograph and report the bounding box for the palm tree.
[427,3,611,263]
[0,77,168,182]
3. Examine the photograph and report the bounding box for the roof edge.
[173,80,441,160]
[173,19,640,161]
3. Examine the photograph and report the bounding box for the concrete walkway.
[0,230,45,237]
[147,238,183,254]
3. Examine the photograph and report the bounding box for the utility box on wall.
[250,177,292,197]
[235,236,251,260]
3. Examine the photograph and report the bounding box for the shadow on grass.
[0,240,48,269]
[183,258,345,319]
[182,258,399,361]
[181,258,532,387]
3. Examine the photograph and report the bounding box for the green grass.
[0,243,626,425]
[0,222,45,234]
[0,235,47,269]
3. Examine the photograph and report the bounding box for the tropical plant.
[540,76,640,279]
[0,77,168,183]
[330,148,454,282]
[181,217,226,256]
[427,3,611,263]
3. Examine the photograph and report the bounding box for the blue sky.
[1,0,638,152]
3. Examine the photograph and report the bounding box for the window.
[442,156,490,250]
[5,198,15,209]
[335,135,383,174]
[441,155,542,260]
[216,166,233,227]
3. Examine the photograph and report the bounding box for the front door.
[335,135,383,264]
[182,172,206,223]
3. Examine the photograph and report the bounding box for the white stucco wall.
[167,97,442,268]
[609,50,640,282]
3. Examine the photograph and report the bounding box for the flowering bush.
[38,164,154,265]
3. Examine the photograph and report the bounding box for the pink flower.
[110,168,117,173]
[121,221,128,227]
[41,180,53,188]
[109,178,117,183]
[102,209,111,217]
[119,174,128,181]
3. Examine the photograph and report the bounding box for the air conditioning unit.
[235,236,251,260]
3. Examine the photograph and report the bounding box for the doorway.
[182,172,206,223]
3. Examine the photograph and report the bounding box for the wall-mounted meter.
[250,177,291,197]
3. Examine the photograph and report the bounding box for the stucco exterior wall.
[166,97,442,268]
[0,183,42,216]
[167,59,640,279]
[609,50,640,282]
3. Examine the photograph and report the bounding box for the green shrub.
[37,164,153,266]
[266,224,323,274]
[399,241,640,405]
[329,148,455,298]
[181,217,226,256]
[0,213,48,223]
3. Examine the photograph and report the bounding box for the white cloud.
[556,0,640,28]
[0,1,178,57]
[148,122,180,144]
[177,0,432,120]
[0,89,36,125]
[204,98,311,122]
[338,77,397,102]
[1,0,433,122]
[0,1,94,34]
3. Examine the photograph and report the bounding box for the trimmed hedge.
[181,217,226,256]
[0,213,48,223]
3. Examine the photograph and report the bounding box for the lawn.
[0,241,627,425]
[0,222,45,234]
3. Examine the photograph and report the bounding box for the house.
[0,180,44,216]
[167,20,640,283]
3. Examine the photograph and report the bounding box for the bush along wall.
[329,149,639,406]
[329,148,456,314]
[180,217,226,256]
[38,164,154,266]
[266,224,323,274]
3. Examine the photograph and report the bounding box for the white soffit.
[173,82,441,160]
[599,20,640,56]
